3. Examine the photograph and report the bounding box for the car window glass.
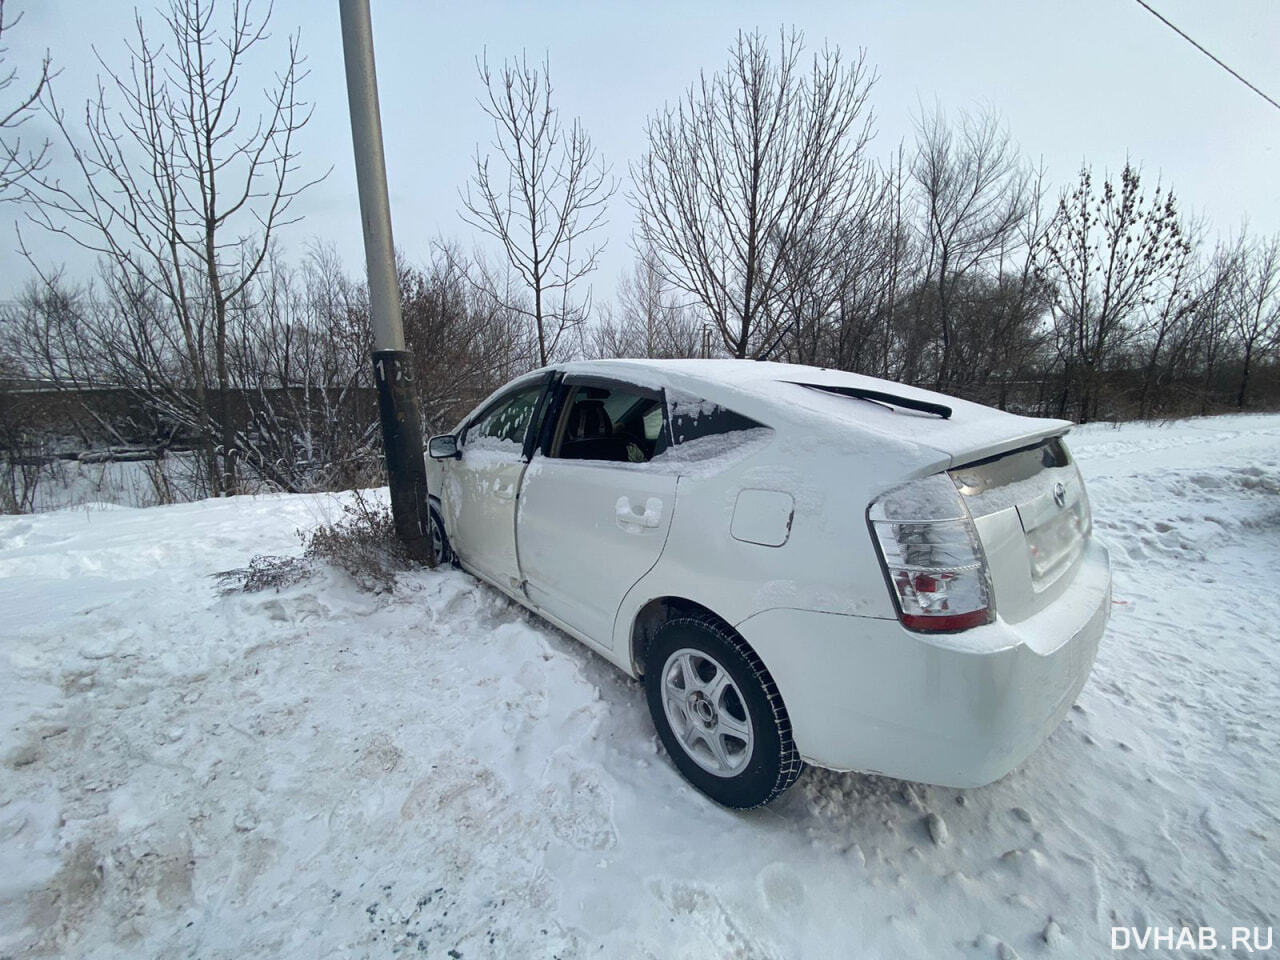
[551,384,665,464]
[466,384,544,452]
[666,391,765,445]
[642,405,664,442]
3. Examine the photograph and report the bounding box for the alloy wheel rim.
[430,514,445,562]
[660,647,754,777]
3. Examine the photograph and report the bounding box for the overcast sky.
[3,0,1278,305]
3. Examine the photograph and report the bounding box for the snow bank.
[2,414,1278,958]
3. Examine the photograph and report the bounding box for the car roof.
[553,359,1071,470]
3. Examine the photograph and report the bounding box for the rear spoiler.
[791,382,952,420]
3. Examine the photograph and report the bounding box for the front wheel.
[428,502,453,567]
[645,616,802,808]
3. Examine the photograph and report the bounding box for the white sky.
[2,0,1278,305]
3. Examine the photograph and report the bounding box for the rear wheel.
[645,616,802,808]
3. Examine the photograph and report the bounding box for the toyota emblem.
[1053,481,1067,508]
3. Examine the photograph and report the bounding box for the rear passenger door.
[516,376,677,651]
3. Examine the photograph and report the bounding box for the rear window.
[950,437,1071,497]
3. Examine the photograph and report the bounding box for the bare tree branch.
[20,0,326,493]
[460,51,616,366]
[630,29,876,358]
[0,0,54,197]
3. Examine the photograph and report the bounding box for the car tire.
[428,502,453,567]
[645,616,803,808]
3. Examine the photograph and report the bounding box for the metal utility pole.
[339,0,432,565]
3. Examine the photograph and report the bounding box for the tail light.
[868,473,994,632]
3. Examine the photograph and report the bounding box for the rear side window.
[658,391,771,465]
[666,392,765,445]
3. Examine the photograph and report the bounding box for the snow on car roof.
[556,359,1070,467]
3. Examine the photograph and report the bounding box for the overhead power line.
[1132,0,1280,113]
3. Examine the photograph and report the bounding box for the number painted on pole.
[375,357,413,383]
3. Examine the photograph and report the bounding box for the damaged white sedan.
[425,360,1111,808]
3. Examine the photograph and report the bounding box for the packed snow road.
[2,414,1277,959]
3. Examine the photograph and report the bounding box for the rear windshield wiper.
[792,382,952,420]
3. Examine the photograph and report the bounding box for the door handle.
[616,496,662,530]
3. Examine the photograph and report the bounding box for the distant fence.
[0,384,379,456]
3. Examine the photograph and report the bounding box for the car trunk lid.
[949,435,1091,624]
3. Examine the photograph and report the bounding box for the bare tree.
[0,0,51,197]
[21,0,322,494]
[461,52,615,367]
[1192,242,1245,413]
[588,250,701,360]
[1134,217,1201,418]
[1230,232,1280,408]
[2,244,385,498]
[402,242,538,431]
[1035,163,1190,421]
[911,105,1031,390]
[631,29,876,358]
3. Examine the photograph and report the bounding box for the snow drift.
[2,413,1277,958]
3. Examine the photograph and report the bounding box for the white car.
[425,360,1110,808]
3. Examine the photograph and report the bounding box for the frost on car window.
[666,388,765,446]
[467,384,543,451]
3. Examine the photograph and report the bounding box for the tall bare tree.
[1192,242,1245,414]
[0,0,51,197]
[1231,232,1280,408]
[631,29,876,358]
[911,106,1031,390]
[1134,217,1201,418]
[461,52,615,367]
[1035,163,1190,421]
[21,0,321,494]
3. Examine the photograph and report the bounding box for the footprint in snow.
[540,759,617,851]
[971,933,1020,959]
[651,880,779,960]
[757,862,806,913]
[353,733,403,777]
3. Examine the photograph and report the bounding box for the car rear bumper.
[735,539,1111,787]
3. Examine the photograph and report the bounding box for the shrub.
[213,554,315,595]
[301,489,414,593]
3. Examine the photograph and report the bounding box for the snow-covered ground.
[2,413,1277,959]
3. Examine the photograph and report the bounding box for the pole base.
[372,350,433,567]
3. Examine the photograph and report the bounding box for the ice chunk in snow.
[925,812,950,846]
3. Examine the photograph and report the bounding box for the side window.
[550,383,666,464]
[464,383,544,453]
[666,391,765,445]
